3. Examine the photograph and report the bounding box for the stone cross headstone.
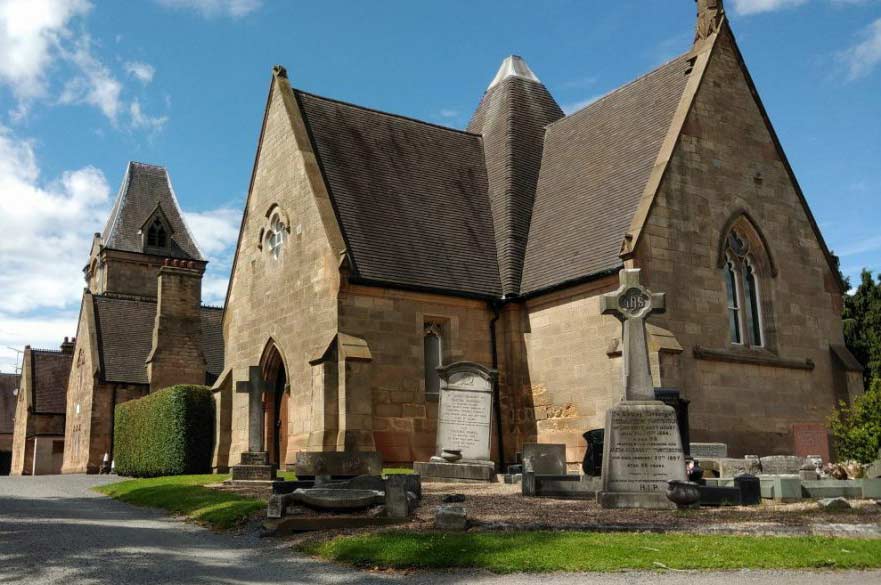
[600,269,666,401]
[435,362,497,463]
[598,269,686,509]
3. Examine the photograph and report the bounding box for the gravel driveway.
[1,474,879,585]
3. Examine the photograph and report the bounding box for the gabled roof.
[467,57,564,296]
[92,294,223,385]
[297,91,502,297]
[101,162,204,261]
[0,373,18,434]
[521,52,696,294]
[29,350,72,415]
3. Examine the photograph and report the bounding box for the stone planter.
[666,480,701,508]
[441,449,463,463]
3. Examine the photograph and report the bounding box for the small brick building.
[0,373,19,474]
[212,3,863,471]
[10,342,73,475]
[61,162,224,474]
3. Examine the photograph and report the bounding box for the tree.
[829,379,881,464]
[843,269,881,386]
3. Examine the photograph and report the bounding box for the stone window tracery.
[146,217,168,249]
[722,227,764,348]
[265,212,288,260]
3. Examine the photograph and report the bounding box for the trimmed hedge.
[114,385,215,477]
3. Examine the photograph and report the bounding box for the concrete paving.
[1,474,880,585]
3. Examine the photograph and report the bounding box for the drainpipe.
[489,300,505,472]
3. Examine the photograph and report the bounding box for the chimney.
[60,337,75,355]
[145,259,207,393]
[695,0,725,42]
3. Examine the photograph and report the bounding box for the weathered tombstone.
[413,362,498,482]
[598,269,686,509]
[581,429,604,476]
[792,423,831,463]
[759,455,803,475]
[522,443,566,476]
[690,443,728,459]
[654,388,691,455]
[734,474,761,506]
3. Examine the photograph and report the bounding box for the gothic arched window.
[265,213,287,260]
[147,218,168,248]
[423,323,443,396]
[721,226,764,347]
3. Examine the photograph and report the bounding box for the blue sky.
[0,0,879,373]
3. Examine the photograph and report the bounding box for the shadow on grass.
[97,475,263,529]
[306,531,881,573]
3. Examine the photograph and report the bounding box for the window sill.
[693,345,815,371]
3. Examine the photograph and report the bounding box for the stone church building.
[61,162,223,474]
[10,341,73,475]
[212,1,864,472]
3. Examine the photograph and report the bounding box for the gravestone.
[522,443,566,475]
[792,423,831,463]
[690,443,728,459]
[598,269,686,509]
[413,362,498,482]
[759,455,804,475]
[654,388,691,455]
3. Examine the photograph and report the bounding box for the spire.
[468,56,563,296]
[487,55,541,91]
[695,0,725,42]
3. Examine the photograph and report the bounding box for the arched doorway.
[260,343,289,469]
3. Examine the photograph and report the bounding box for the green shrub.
[829,379,881,464]
[114,385,215,477]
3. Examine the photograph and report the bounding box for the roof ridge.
[549,50,694,127]
[295,89,482,138]
[29,348,66,355]
[201,304,224,311]
[96,292,157,304]
[129,161,168,170]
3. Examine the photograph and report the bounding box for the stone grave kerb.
[600,268,666,402]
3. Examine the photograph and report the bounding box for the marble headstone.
[598,269,686,509]
[435,362,496,462]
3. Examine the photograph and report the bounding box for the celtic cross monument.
[598,269,686,509]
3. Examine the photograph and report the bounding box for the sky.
[0,0,879,374]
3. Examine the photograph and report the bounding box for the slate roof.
[521,53,694,294]
[0,373,18,434]
[297,91,502,297]
[29,350,72,415]
[467,63,564,296]
[289,49,695,299]
[92,295,224,385]
[102,162,204,261]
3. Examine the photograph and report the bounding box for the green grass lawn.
[304,532,881,573]
[95,468,413,529]
[95,474,263,529]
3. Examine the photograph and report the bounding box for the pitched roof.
[101,162,204,261]
[521,52,695,294]
[296,91,502,297]
[467,58,564,296]
[0,373,18,434]
[29,350,72,415]
[92,295,224,385]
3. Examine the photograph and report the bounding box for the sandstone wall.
[220,75,341,468]
[338,284,494,464]
[634,28,852,456]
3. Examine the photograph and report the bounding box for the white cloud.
[731,0,808,14]
[839,234,881,257]
[0,0,92,101]
[130,100,168,131]
[0,313,78,373]
[183,207,241,257]
[184,207,241,306]
[58,34,123,122]
[0,1,167,130]
[840,17,881,79]
[0,126,111,316]
[124,60,155,84]
[156,0,262,18]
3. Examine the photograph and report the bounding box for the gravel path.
[1,474,880,585]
